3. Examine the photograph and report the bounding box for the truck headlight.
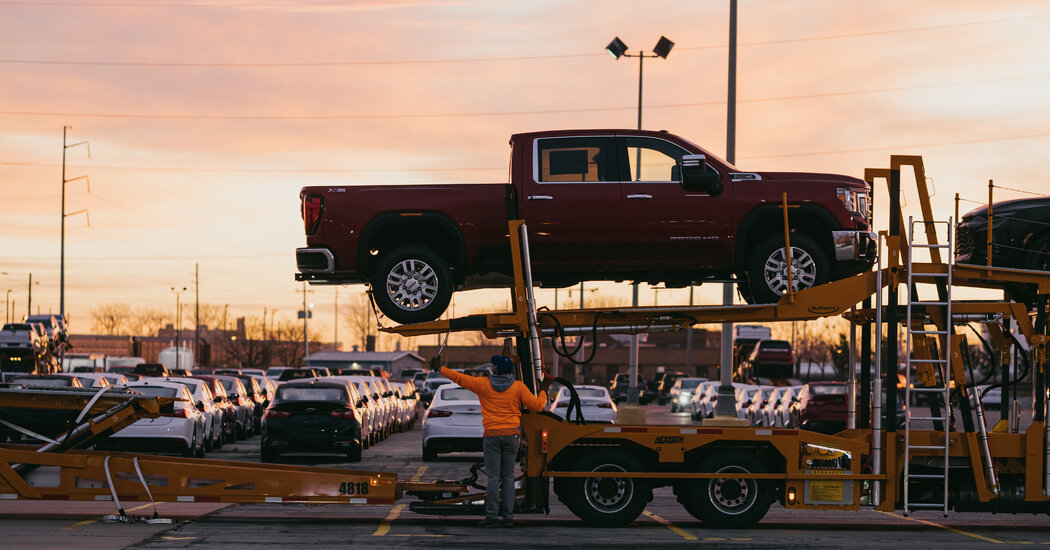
[837,187,870,221]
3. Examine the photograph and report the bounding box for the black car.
[277,368,323,382]
[956,196,1050,305]
[609,373,648,405]
[654,372,686,405]
[261,379,363,463]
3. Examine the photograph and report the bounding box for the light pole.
[26,274,39,317]
[5,289,11,324]
[715,0,741,420]
[171,286,187,371]
[607,34,674,405]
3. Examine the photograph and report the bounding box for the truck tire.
[746,233,829,304]
[561,449,651,527]
[682,449,773,528]
[371,245,453,324]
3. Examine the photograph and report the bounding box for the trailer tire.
[683,449,773,528]
[561,449,651,527]
[422,443,438,462]
[371,245,453,325]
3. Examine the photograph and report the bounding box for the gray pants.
[483,434,519,519]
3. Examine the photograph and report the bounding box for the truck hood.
[961,196,1050,222]
[743,171,868,189]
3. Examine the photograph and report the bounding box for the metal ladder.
[903,216,953,516]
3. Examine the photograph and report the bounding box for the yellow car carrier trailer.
[0,155,1047,528]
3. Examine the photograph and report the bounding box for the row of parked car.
[666,376,908,434]
[0,364,423,464]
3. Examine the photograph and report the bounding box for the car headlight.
[837,187,869,218]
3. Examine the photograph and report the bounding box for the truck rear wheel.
[561,449,651,526]
[682,449,773,528]
[746,233,828,304]
[371,245,453,324]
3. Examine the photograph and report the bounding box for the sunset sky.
[2,0,1048,346]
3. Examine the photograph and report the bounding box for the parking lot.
[1,404,1047,549]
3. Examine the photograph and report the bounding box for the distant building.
[304,350,426,377]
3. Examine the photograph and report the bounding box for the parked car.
[261,379,363,463]
[668,377,707,413]
[162,376,225,451]
[760,385,801,428]
[421,383,483,461]
[192,375,253,440]
[690,382,754,420]
[134,363,169,377]
[689,381,722,420]
[609,373,647,405]
[98,379,207,457]
[654,372,687,405]
[743,386,776,426]
[420,372,452,404]
[277,368,323,382]
[266,366,293,380]
[741,340,795,380]
[390,381,420,430]
[55,372,111,388]
[8,374,82,388]
[317,375,374,449]
[547,385,616,423]
[955,196,1050,306]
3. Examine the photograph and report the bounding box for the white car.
[774,386,804,427]
[340,375,395,438]
[390,381,419,429]
[689,381,722,420]
[57,372,111,388]
[547,385,617,423]
[669,377,707,413]
[101,380,207,457]
[162,376,224,451]
[743,386,775,425]
[422,383,483,461]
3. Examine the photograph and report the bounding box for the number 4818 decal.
[339,481,370,496]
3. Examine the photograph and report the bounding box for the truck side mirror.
[680,154,723,197]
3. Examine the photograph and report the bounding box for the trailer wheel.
[562,449,651,527]
[371,245,453,324]
[683,449,773,528]
[746,233,829,304]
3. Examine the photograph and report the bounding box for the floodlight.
[653,36,674,59]
[606,37,628,59]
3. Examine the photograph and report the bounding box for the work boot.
[476,518,500,528]
[501,519,514,528]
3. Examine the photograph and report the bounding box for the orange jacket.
[439,367,547,436]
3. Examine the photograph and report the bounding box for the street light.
[171,286,187,371]
[607,34,674,405]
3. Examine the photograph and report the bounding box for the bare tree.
[90,303,131,335]
[340,291,377,351]
[127,307,169,336]
[192,303,224,330]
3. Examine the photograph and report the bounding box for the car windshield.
[439,388,476,401]
[574,388,606,398]
[426,379,450,389]
[130,386,179,397]
[680,379,702,390]
[278,387,346,402]
[810,385,846,396]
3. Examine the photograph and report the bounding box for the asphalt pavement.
[1,403,1047,549]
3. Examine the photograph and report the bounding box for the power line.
[0,13,1045,68]
[740,132,1050,160]
[2,71,1046,121]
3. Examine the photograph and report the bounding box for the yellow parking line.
[411,466,427,482]
[642,509,697,541]
[372,504,405,537]
[61,502,156,530]
[876,511,1003,544]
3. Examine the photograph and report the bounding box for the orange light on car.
[541,430,548,453]
[787,487,797,504]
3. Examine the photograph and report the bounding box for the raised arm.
[439,366,485,393]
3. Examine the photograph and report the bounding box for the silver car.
[421,383,483,461]
[101,380,207,457]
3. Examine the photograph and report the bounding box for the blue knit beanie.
[491,355,514,375]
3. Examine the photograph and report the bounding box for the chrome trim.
[831,230,877,261]
[729,172,762,181]
[295,247,335,273]
[527,195,553,200]
[626,194,652,200]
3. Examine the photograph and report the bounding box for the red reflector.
[266,409,291,419]
[303,194,324,234]
[596,403,614,409]
[330,409,356,419]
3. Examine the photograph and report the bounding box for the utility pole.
[298,282,314,365]
[172,286,187,371]
[26,274,32,318]
[194,263,200,364]
[60,126,90,319]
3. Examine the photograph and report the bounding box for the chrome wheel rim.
[763,246,816,294]
[385,258,439,311]
[584,464,633,514]
[708,464,756,515]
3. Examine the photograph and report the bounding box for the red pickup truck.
[296,129,876,324]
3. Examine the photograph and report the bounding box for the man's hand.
[429,356,442,371]
[540,371,555,392]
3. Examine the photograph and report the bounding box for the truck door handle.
[527,195,553,200]
[626,194,652,200]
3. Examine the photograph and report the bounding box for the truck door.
[521,136,625,269]
[618,136,733,269]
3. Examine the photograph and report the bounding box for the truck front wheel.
[745,233,829,304]
[371,245,453,324]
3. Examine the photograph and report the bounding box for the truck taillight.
[303,194,324,235]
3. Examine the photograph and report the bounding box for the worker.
[438,355,551,528]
